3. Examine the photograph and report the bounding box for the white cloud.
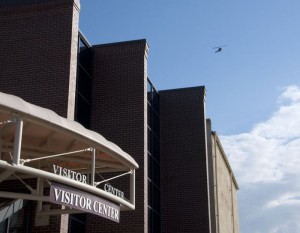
[266,192,300,208]
[220,85,300,233]
[278,85,300,103]
[270,221,300,233]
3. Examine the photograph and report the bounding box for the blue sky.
[79,1,300,232]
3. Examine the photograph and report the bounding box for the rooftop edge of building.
[92,39,149,57]
[92,39,148,48]
[0,0,78,6]
[159,86,206,97]
[0,0,80,12]
[211,130,239,190]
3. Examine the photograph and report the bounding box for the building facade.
[0,0,239,232]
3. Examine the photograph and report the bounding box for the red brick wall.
[87,40,149,232]
[0,0,79,119]
[160,87,211,233]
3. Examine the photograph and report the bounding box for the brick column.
[0,1,80,232]
[0,0,80,119]
[160,87,211,233]
[87,39,149,233]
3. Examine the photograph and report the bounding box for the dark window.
[153,212,161,233]
[153,136,160,162]
[153,113,160,136]
[153,160,160,186]
[68,214,86,233]
[78,66,92,102]
[148,153,153,180]
[148,129,153,154]
[153,185,161,212]
[148,180,153,206]
[78,38,93,74]
[153,90,159,114]
[70,32,92,231]
[75,33,93,130]
[75,94,91,129]
[0,201,31,233]
[148,208,153,233]
[147,80,153,104]
[148,104,153,129]
[147,78,161,233]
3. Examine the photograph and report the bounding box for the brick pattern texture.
[0,1,231,232]
[87,40,149,233]
[159,87,211,233]
[0,1,79,232]
[0,0,79,119]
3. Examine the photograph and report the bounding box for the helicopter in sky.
[213,45,227,53]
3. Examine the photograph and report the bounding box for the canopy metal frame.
[0,108,137,222]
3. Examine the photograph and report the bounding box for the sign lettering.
[104,184,124,199]
[53,164,87,184]
[49,182,120,223]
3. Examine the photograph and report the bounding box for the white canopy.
[0,92,138,170]
[0,92,137,214]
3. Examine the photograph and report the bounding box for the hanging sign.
[49,182,120,223]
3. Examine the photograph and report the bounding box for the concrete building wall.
[87,40,149,233]
[160,87,211,233]
[232,183,240,233]
[0,0,80,119]
[206,119,217,233]
[211,132,240,233]
[216,146,233,233]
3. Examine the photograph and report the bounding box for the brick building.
[0,0,239,232]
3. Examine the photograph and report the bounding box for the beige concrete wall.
[232,184,240,233]
[212,133,240,233]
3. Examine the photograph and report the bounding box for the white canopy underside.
[0,92,138,170]
[0,92,138,211]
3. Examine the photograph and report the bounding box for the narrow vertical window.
[147,78,161,233]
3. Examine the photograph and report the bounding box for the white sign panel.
[49,182,120,223]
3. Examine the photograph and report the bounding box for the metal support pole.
[0,191,48,202]
[37,162,44,212]
[21,147,92,164]
[94,170,132,186]
[91,148,95,186]
[13,117,23,166]
[37,178,44,212]
[130,169,135,207]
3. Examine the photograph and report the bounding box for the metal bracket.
[20,147,93,165]
[94,170,133,187]
[0,118,16,125]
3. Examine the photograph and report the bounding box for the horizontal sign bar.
[49,182,120,223]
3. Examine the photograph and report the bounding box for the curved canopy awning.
[0,92,138,219]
